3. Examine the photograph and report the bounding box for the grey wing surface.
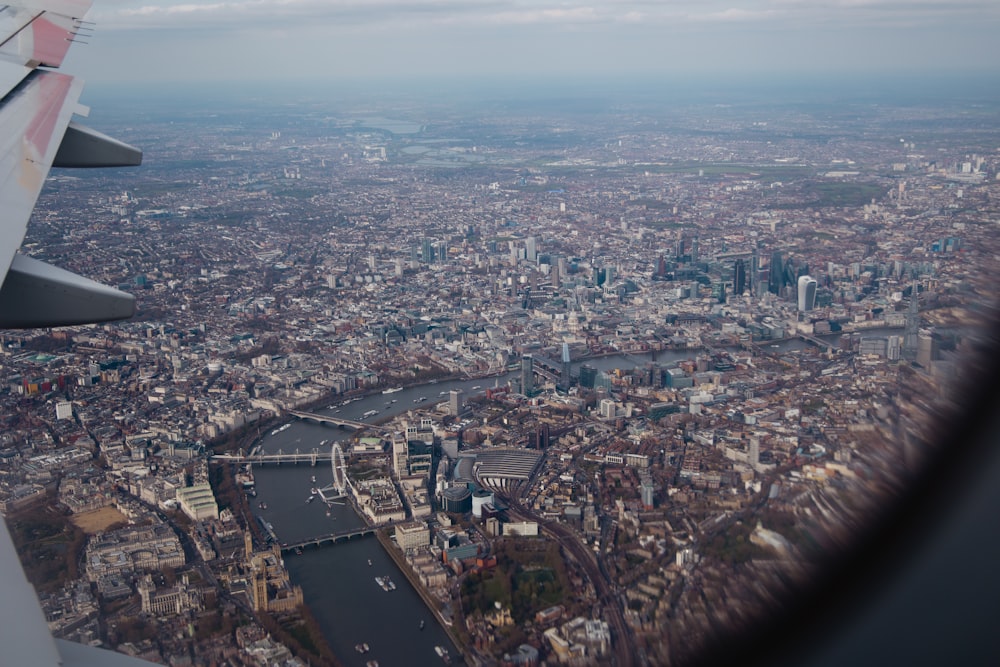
[0,3,152,666]
[0,0,141,329]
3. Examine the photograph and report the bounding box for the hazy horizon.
[75,71,1000,122]
[64,1,1000,88]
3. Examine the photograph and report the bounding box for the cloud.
[68,0,1000,83]
[88,0,1000,33]
[93,0,506,30]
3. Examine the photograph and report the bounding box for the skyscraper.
[917,332,938,369]
[525,236,537,263]
[521,354,534,395]
[797,275,818,312]
[392,435,408,477]
[640,474,655,508]
[904,282,920,359]
[560,343,571,390]
[769,250,783,294]
[733,259,746,296]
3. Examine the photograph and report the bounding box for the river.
[248,338,864,665]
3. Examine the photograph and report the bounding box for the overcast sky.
[64,1,1000,86]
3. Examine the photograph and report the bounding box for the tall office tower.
[640,475,655,508]
[749,437,760,471]
[656,255,667,278]
[903,282,920,359]
[392,435,408,477]
[690,237,699,263]
[449,390,463,416]
[521,354,534,395]
[421,237,434,263]
[560,343,571,390]
[887,335,902,362]
[733,259,747,296]
[917,332,938,368]
[551,260,561,289]
[797,275,818,312]
[579,364,597,389]
[786,260,801,291]
[605,265,615,285]
[593,267,606,287]
[769,251,784,294]
[533,423,551,449]
[525,236,537,263]
[750,249,759,294]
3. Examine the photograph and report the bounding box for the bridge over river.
[286,409,368,429]
[280,526,378,554]
[212,448,332,466]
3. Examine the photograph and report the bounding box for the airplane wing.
[0,3,154,666]
[0,0,141,329]
[1,515,159,667]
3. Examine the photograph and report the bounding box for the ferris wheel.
[330,442,347,496]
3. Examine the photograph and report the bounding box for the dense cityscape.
[2,80,998,667]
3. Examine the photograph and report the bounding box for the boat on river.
[382,387,403,394]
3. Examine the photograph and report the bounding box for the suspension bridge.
[213,448,331,466]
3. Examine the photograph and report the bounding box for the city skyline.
[65,0,1000,86]
[3,2,998,666]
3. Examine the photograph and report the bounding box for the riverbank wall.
[375,529,470,665]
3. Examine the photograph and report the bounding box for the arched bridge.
[281,526,377,553]
[287,409,367,430]
[797,332,836,352]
